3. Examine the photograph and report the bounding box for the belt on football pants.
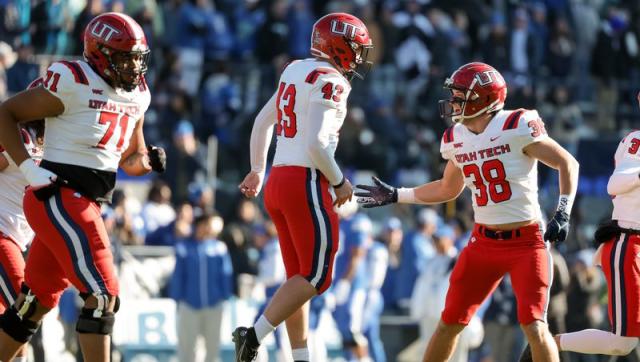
[476,225,522,240]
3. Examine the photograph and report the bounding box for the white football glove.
[19,158,57,188]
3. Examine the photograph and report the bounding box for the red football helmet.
[439,62,507,123]
[310,13,373,80]
[83,12,149,91]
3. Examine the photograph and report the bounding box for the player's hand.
[333,178,353,207]
[544,211,570,243]
[147,145,166,173]
[354,176,397,208]
[239,171,263,198]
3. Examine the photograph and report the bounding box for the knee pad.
[0,286,42,344]
[76,309,115,335]
[76,292,118,335]
[0,307,41,343]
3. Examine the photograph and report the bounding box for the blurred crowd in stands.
[1,0,639,360]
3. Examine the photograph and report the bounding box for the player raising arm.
[0,12,164,362]
[234,13,373,362]
[356,62,579,362]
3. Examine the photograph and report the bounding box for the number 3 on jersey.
[276,82,297,138]
[463,159,512,206]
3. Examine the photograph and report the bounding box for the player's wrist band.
[333,177,345,188]
[397,187,416,204]
[557,194,574,215]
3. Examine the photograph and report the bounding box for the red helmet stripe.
[59,61,89,85]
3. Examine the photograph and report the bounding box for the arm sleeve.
[249,91,278,175]
[607,136,640,195]
[305,101,343,185]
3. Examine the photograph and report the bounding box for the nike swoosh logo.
[490,136,500,141]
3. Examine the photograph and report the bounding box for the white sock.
[292,347,310,361]
[560,329,639,355]
[254,315,275,343]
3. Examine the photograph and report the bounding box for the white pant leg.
[177,302,201,362]
[202,303,224,362]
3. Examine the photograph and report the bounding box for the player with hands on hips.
[356,62,579,362]
[519,94,640,361]
[235,12,373,362]
[0,12,164,362]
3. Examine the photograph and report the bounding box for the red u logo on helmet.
[90,21,121,42]
[475,70,504,87]
[330,20,360,39]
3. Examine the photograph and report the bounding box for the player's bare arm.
[524,137,579,243]
[524,137,579,197]
[355,160,464,208]
[119,116,152,176]
[0,87,62,188]
[0,87,63,166]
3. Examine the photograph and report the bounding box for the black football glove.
[354,176,397,208]
[147,145,166,173]
[544,211,570,243]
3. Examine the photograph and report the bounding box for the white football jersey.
[271,59,351,169]
[440,109,548,224]
[42,60,151,172]
[0,130,42,250]
[610,130,640,228]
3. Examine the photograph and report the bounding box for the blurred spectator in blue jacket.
[380,216,404,311]
[394,208,438,311]
[254,221,285,361]
[170,212,232,362]
[287,0,314,59]
[230,0,265,61]
[145,201,194,246]
[6,44,38,94]
[363,233,389,362]
[333,200,372,360]
[160,120,208,204]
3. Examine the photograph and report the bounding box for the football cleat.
[232,326,259,362]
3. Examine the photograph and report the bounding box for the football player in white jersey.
[235,12,373,362]
[0,12,165,362]
[0,78,45,362]
[520,102,640,360]
[356,62,579,362]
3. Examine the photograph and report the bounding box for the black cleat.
[519,343,533,362]
[232,326,259,362]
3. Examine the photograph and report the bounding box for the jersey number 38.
[463,159,512,206]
